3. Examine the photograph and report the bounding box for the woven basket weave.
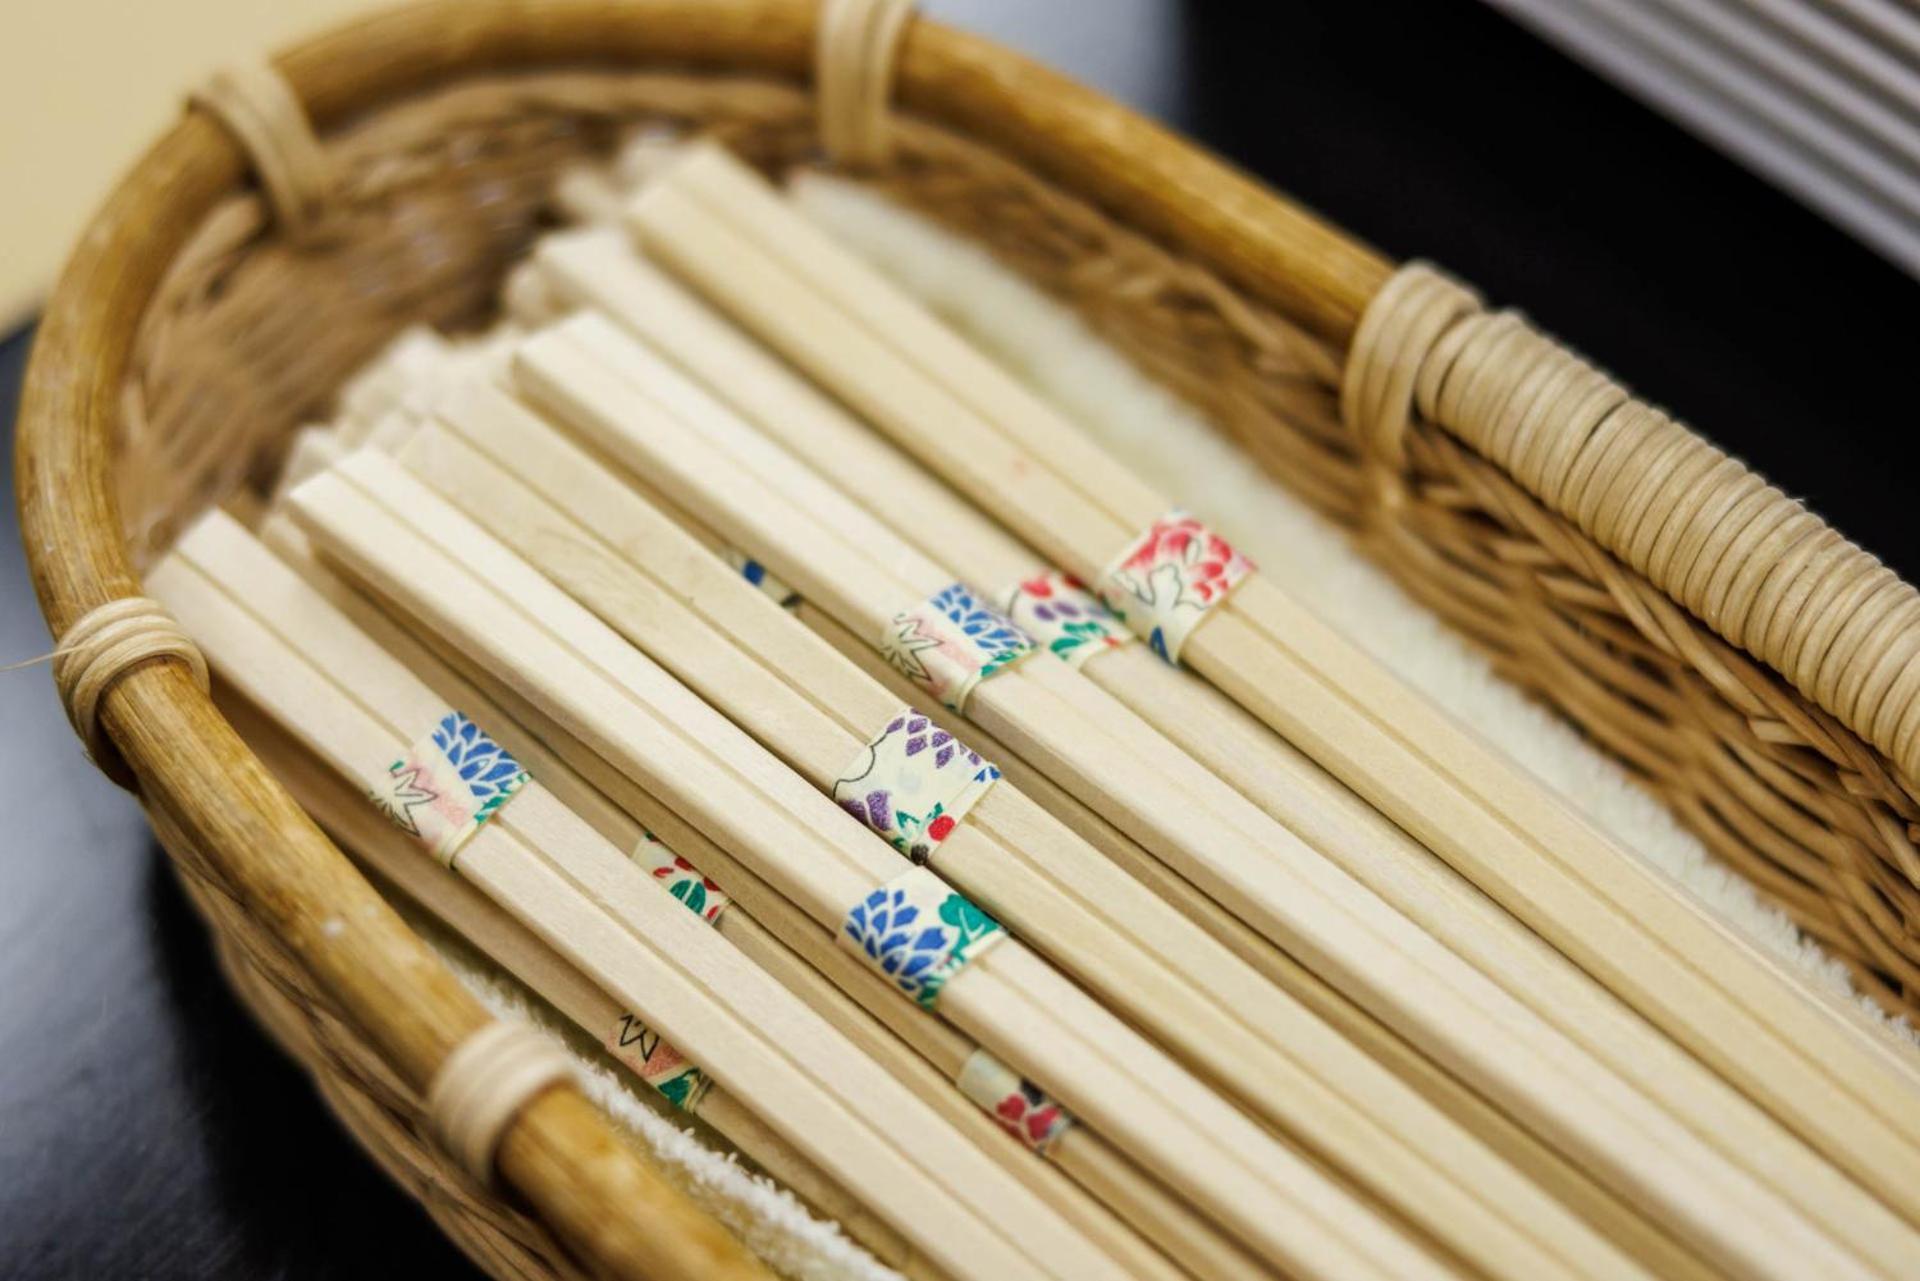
[18,2,1920,1276]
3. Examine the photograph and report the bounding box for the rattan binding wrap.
[16,3,1920,1277]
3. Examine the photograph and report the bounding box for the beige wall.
[0,0,1173,331]
[0,0,384,328]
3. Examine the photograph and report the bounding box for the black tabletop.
[3,4,1912,1278]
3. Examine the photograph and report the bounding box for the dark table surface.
[3,3,1913,1277]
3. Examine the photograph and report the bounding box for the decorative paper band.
[366,712,530,865]
[1001,570,1130,669]
[609,831,727,1108]
[721,547,801,608]
[833,709,1000,864]
[839,866,1006,1010]
[879,583,1034,711]
[633,831,732,924]
[956,1048,1074,1154]
[1097,512,1255,663]
[606,1013,712,1111]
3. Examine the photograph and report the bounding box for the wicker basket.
[18,2,1920,1277]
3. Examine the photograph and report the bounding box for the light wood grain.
[284,456,1432,1281]
[798,598,1730,1281]
[393,374,1649,1281]
[518,309,1871,1281]
[224,685,936,1281]
[321,551,1268,1281]
[643,152,1920,1222]
[602,169,1896,1280]
[154,510,1114,1281]
[259,512,1197,1281]
[540,224,1920,1273]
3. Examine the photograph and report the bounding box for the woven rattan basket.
[19,1,1920,1276]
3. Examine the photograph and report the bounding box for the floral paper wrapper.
[634,831,733,924]
[879,583,1034,711]
[838,867,1006,1010]
[365,711,529,866]
[721,547,801,609]
[1097,512,1255,663]
[1001,569,1131,669]
[606,1013,713,1112]
[956,1048,1074,1154]
[608,832,727,1109]
[833,708,1000,864]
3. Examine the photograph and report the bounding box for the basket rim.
[21,0,1920,1270]
[12,2,1387,1274]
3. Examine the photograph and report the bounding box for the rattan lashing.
[18,2,1920,1277]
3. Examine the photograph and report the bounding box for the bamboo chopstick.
[151,511,1129,1281]
[525,227,1920,1278]
[282,457,1443,1281]
[253,517,1200,1281]
[383,375,1650,1281]
[512,306,1875,1281]
[626,139,1920,1225]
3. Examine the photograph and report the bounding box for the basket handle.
[1345,262,1920,788]
[50,596,208,788]
[190,62,335,241]
[815,0,918,168]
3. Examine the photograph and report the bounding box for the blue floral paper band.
[878,582,1034,712]
[365,711,530,867]
[721,546,801,609]
[838,867,1006,1010]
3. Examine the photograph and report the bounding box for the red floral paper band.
[1096,512,1255,663]
[956,1048,1074,1154]
[608,831,729,1110]
[633,831,732,924]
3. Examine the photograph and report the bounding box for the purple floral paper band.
[365,711,529,867]
[1096,512,1255,663]
[833,708,1000,865]
[839,867,1005,1010]
[1001,569,1130,670]
[878,583,1034,712]
[956,1048,1074,1154]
